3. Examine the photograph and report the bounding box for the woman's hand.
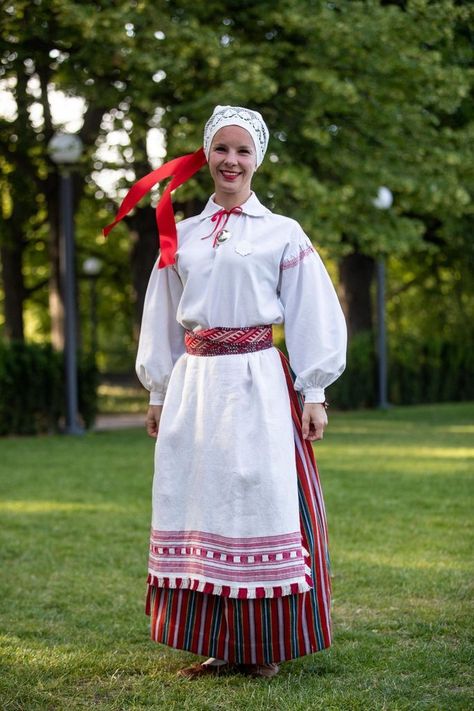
[146,405,163,438]
[302,403,328,441]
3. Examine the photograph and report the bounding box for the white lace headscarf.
[203,105,269,168]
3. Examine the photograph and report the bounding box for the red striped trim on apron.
[145,327,332,662]
[147,528,311,599]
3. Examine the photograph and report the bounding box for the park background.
[0,1,473,709]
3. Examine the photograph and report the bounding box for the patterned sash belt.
[184,326,273,357]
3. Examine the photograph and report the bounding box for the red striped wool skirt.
[145,326,332,664]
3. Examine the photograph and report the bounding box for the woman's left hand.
[302,403,328,441]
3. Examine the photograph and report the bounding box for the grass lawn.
[0,402,473,710]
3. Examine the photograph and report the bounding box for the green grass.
[1,403,473,710]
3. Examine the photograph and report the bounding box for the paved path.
[94,413,144,431]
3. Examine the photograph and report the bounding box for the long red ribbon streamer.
[103,147,207,268]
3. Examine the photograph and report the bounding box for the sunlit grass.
[0,501,125,513]
[0,402,473,709]
[97,382,146,414]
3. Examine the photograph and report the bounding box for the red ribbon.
[103,147,207,268]
[201,206,243,247]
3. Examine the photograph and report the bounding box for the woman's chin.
[215,179,250,197]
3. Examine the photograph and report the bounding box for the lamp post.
[83,257,102,361]
[48,132,84,435]
[372,186,393,410]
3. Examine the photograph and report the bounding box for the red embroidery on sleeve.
[280,245,315,271]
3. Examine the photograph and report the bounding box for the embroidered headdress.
[203,105,269,167]
[104,105,269,268]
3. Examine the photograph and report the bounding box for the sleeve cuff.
[302,387,325,403]
[149,391,165,406]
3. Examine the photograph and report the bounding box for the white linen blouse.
[136,192,347,405]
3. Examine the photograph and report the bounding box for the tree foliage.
[0,0,472,378]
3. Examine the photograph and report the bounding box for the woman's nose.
[224,151,238,165]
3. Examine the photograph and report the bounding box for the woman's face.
[208,125,257,206]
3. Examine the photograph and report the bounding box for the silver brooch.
[216,229,232,244]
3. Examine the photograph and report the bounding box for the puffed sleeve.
[135,259,186,405]
[279,225,347,403]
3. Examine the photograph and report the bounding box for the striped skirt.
[145,342,332,664]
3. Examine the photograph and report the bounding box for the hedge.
[1,333,471,435]
[0,341,98,435]
[327,331,474,409]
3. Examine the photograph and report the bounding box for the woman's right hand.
[146,405,163,438]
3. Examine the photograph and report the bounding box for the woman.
[108,105,346,678]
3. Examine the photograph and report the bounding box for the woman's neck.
[213,190,252,211]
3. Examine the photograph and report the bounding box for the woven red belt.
[185,326,273,356]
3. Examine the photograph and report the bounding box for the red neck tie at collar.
[103,147,207,268]
[202,206,243,247]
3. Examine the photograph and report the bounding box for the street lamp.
[83,257,103,361]
[372,186,393,410]
[48,132,84,435]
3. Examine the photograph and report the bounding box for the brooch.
[235,241,253,257]
[216,229,232,244]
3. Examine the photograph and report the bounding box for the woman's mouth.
[220,170,241,181]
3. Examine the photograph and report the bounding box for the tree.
[1,0,472,377]
[218,0,472,337]
[113,0,473,338]
[1,0,167,344]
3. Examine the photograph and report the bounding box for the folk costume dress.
[136,191,347,664]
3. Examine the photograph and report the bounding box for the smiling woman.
[105,104,347,680]
[207,126,257,208]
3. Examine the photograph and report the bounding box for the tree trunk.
[129,207,160,339]
[0,231,25,342]
[338,252,376,338]
[0,65,33,343]
[128,197,207,336]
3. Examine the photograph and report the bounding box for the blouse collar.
[198,192,269,220]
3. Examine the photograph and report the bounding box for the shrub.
[0,341,98,435]
[327,332,474,409]
[327,331,377,409]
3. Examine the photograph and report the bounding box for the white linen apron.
[149,343,311,597]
